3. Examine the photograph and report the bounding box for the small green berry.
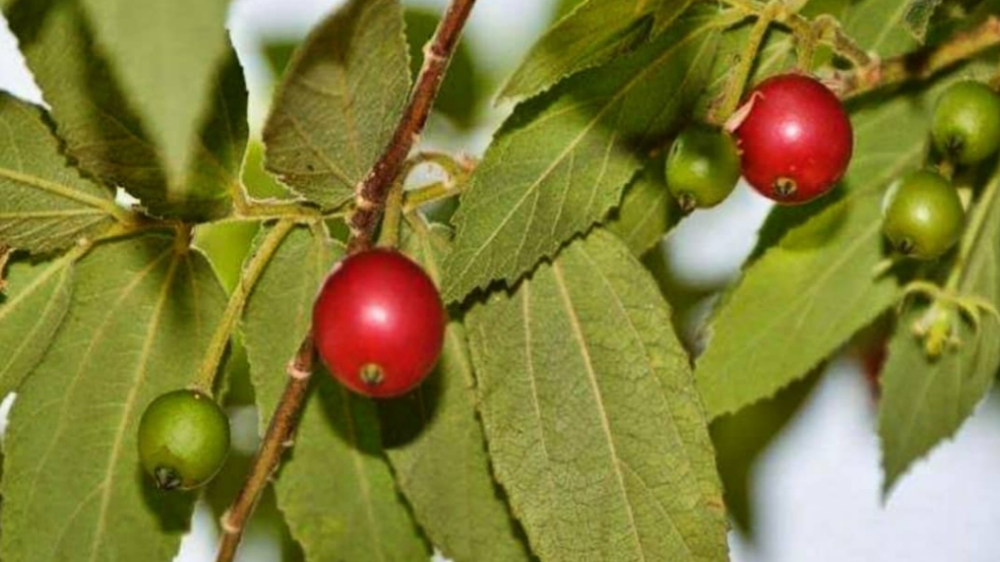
[665,124,741,211]
[882,169,965,260]
[137,389,230,491]
[931,81,1000,165]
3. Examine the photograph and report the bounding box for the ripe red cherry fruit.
[735,73,853,204]
[313,249,446,398]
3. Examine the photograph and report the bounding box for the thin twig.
[347,0,478,254]
[213,1,477,560]
[838,16,1000,99]
[216,336,315,561]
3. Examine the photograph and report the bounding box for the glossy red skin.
[313,249,446,398]
[736,74,853,204]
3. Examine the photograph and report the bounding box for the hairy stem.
[840,16,1000,99]
[714,2,779,121]
[214,1,477,560]
[192,219,296,394]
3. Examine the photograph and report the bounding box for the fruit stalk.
[214,1,477,559]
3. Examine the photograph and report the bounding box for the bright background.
[1,0,999,560]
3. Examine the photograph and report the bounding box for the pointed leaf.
[0,254,74,397]
[467,229,728,562]
[0,93,118,254]
[262,0,410,209]
[0,235,227,562]
[242,226,429,561]
[604,162,679,256]
[442,9,719,303]
[694,72,972,418]
[77,0,232,197]
[501,0,695,102]
[879,165,1000,493]
[379,221,532,562]
[3,0,247,220]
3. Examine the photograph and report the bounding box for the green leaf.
[903,0,944,42]
[844,0,920,57]
[879,165,1000,494]
[695,80,953,418]
[0,254,74,397]
[0,93,118,255]
[501,0,696,101]
[262,0,410,209]
[0,235,227,562]
[3,0,247,220]
[76,0,232,199]
[242,225,429,561]
[379,220,532,562]
[442,8,719,303]
[604,161,680,257]
[466,229,728,562]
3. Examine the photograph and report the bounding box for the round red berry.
[313,249,446,398]
[735,73,853,204]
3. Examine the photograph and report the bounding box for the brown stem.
[839,16,1000,99]
[214,1,476,560]
[216,336,314,562]
[347,0,477,254]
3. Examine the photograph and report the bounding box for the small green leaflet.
[0,93,118,255]
[604,162,679,257]
[879,164,1000,494]
[500,0,696,102]
[77,0,232,201]
[242,226,429,561]
[0,254,74,398]
[695,75,955,418]
[466,229,728,562]
[263,0,410,209]
[379,220,532,562]
[903,0,944,42]
[0,235,227,562]
[844,0,920,57]
[3,0,247,221]
[442,8,719,303]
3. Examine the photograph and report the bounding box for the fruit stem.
[377,177,406,248]
[214,2,478,560]
[191,219,296,395]
[714,1,780,123]
[943,160,1000,293]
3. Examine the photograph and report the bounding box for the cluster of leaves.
[0,0,997,561]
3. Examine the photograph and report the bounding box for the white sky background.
[0,0,999,560]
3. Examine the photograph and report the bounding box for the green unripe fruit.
[137,389,230,491]
[665,125,741,211]
[882,169,965,260]
[931,81,1000,165]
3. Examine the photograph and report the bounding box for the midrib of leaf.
[340,385,387,562]
[519,282,559,520]
[450,21,716,290]
[570,244,699,558]
[0,250,77,325]
[0,266,70,378]
[0,167,121,218]
[23,247,172,561]
[87,250,180,562]
[711,220,881,376]
[550,261,646,560]
[0,210,106,219]
[873,1,912,52]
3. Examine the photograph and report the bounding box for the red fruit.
[313,249,446,398]
[735,74,853,204]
